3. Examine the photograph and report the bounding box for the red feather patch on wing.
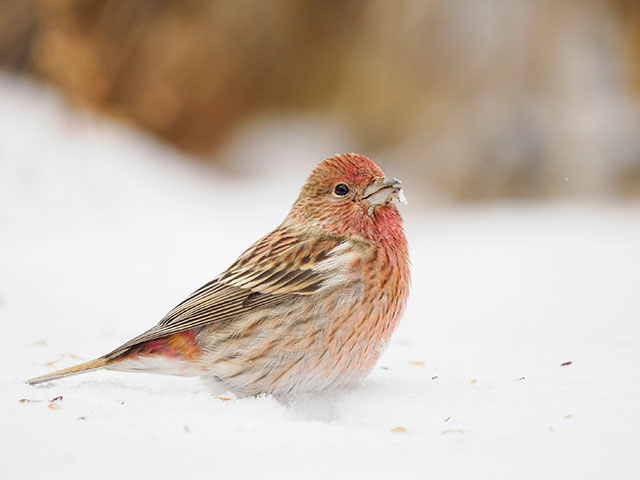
[123,329,202,362]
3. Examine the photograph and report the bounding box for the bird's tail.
[26,357,111,385]
[27,329,203,385]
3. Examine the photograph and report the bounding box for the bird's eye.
[334,183,350,196]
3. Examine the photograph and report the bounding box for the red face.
[289,153,405,242]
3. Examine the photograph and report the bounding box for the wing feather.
[105,229,346,359]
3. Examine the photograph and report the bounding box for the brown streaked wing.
[104,229,343,359]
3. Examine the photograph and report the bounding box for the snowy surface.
[1,74,639,479]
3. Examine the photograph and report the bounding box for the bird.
[27,153,410,395]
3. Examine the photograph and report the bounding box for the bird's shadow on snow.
[196,370,416,426]
[200,371,408,425]
[272,377,407,425]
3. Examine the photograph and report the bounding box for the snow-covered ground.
[1,74,639,479]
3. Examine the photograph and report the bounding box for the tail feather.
[27,357,110,385]
[26,329,203,385]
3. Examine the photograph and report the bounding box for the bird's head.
[288,153,407,243]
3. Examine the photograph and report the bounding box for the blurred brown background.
[1,0,640,200]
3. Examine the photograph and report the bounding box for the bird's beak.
[362,176,408,206]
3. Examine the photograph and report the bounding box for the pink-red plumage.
[27,153,410,395]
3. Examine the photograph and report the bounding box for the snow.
[1,74,639,479]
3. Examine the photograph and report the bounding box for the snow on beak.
[362,177,408,206]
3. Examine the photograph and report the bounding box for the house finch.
[28,153,410,395]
